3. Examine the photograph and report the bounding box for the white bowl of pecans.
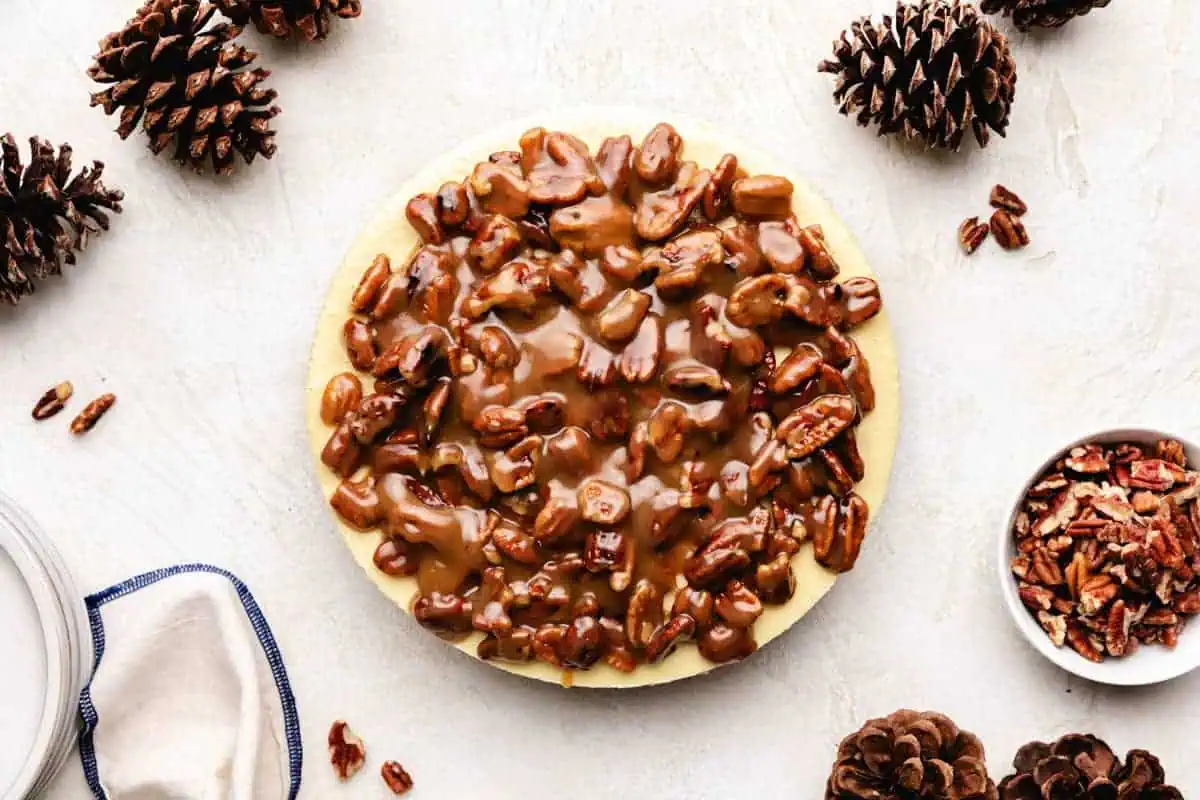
[1000,429,1200,685]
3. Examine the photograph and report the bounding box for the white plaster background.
[2,0,1198,797]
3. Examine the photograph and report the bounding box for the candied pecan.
[472,406,528,449]
[817,494,869,573]
[647,401,689,463]
[331,477,380,530]
[468,215,523,273]
[520,128,605,206]
[797,225,839,280]
[381,761,414,795]
[626,579,664,649]
[721,223,764,277]
[373,537,418,577]
[619,314,663,384]
[577,479,631,525]
[550,195,636,257]
[989,184,1027,216]
[469,159,531,219]
[697,624,756,663]
[776,394,856,459]
[352,254,392,312]
[472,567,515,635]
[645,614,697,663]
[756,218,807,274]
[731,175,793,219]
[431,442,494,501]
[725,273,808,328]
[634,123,682,186]
[588,390,630,441]
[714,581,764,628]
[476,325,520,370]
[329,721,366,780]
[596,135,633,195]
[520,394,565,433]
[703,153,738,220]
[576,342,618,389]
[373,327,449,387]
[437,181,470,226]
[322,423,363,477]
[634,161,711,241]
[349,393,404,444]
[321,373,364,425]
[685,545,751,588]
[645,228,724,296]
[671,588,715,629]
[405,193,445,245]
[663,363,731,396]
[771,343,824,395]
[585,530,628,573]
[532,624,568,667]
[990,208,1029,250]
[596,288,651,343]
[490,436,542,494]
[548,250,614,313]
[562,616,605,668]
[343,318,377,371]
[599,243,649,282]
[461,258,550,319]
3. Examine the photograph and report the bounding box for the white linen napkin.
[75,565,301,800]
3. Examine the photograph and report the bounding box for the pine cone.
[980,0,1111,31]
[998,734,1183,800]
[214,0,361,41]
[827,709,999,800]
[818,0,1018,151]
[88,0,280,175]
[1,136,124,305]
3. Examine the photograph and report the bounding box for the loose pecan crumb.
[32,381,74,420]
[69,393,116,435]
[381,760,414,795]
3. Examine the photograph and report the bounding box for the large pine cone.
[215,0,361,40]
[818,0,1017,151]
[998,734,1183,800]
[1,136,123,305]
[827,709,999,800]
[88,0,280,175]
[980,0,1111,31]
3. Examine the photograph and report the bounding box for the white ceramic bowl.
[999,428,1200,686]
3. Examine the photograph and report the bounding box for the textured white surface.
[2,0,1198,797]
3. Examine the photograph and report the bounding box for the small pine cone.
[88,0,281,175]
[214,0,362,41]
[0,135,124,305]
[981,0,1112,31]
[818,0,1018,151]
[827,709,998,800]
[998,734,1183,799]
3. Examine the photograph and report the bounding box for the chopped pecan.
[405,193,444,245]
[697,624,756,663]
[351,254,392,312]
[596,288,651,343]
[549,195,635,257]
[596,135,633,195]
[626,579,663,649]
[461,258,550,319]
[469,158,531,219]
[472,406,529,449]
[468,215,523,272]
[618,314,663,384]
[520,128,605,206]
[703,153,738,220]
[714,581,764,629]
[577,479,631,526]
[771,343,824,395]
[646,227,724,296]
[634,123,682,186]
[957,216,989,255]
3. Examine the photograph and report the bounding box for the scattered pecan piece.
[990,208,1029,250]
[957,216,989,255]
[328,720,366,780]
[381,760,414,795]
[989,184,1027,216]
[32,381,74,421]
[70,393,116,435]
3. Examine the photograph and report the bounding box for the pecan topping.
[319,122,884,673]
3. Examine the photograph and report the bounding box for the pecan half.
[329,721,366,780]
[32,381,74,421]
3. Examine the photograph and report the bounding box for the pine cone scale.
[981,0,1111,30]
[214,0,361,41]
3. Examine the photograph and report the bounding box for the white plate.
[998,428,1200,686]
[0,495,91,798]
